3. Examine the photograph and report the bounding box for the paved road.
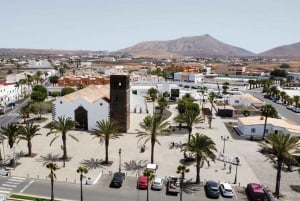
[248,90,300,124]
[1,174,248,201]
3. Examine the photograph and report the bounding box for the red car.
[137,176,148,189]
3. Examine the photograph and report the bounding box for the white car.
[219,182,234,197]
[0,194,6,201]
[151,176,164,190]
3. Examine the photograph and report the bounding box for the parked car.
[286,105,295,110]
[219,182,234,197]
[246,183,267,201]
[7,102,15,107]
[110,172,125,188]
[151,176,164,190]
[275,100,283,104]
[205,180,220,198]
[137,176,148,189]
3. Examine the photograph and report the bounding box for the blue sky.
[1,0,299,53]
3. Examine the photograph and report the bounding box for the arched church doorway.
[74,106,88,130]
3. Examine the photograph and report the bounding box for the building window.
[251,128,256,133]
[234,100,239,104]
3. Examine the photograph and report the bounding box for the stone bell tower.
[110,73,130,132]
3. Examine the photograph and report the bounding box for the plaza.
[4,102,299,201]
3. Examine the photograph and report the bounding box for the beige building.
[215,65,246,75]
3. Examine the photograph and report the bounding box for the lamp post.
[118,148,122,173]
[221,136,230,154]
[234,157,240,184]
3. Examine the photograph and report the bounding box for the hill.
[259,42,300,58]
[116,34,255,57]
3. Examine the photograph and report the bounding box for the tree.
[181,133,217,184]
[49,76,59,86]
[177,165,190,201]
[260,104,278,139]
[242,109,251,117]
[260,133,300,198]
[175,110,204,142]
[59,67,66,77]
[31,85,47,102]
[1,123,19,166]
[17,122,41,156]
[208,91,216,112]
[61,87,75,96]
[279,63,291,69]
[199,86,207,108]
[293,96,300,108]
[136,115,171,163]
[270,68,287,78]
[248,80,255,90]
[143,169,155,201]
[46,163,59,201]
[148,87,158,114]
[91,120,122,164]
[77,166,88,201]
[29,102,51,119]
[222,82,230,94]
[47,116,78,160]
[19,105,30,123]
[157,96,168,114]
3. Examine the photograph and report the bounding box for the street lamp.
[118,148,122,173]
[221,136,230,154]
[234,157,240,184]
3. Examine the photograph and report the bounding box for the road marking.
[11,176,25,180]
[2,184,18,188]
[0,187,13,191]
[20,180,34,193]
[0,190,10,194]
[6,181,21,185]
[9,178,25,183]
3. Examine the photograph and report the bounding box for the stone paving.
[4,102,300,201]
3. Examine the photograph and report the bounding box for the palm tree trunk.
[188,127,192,142]
[80,174,83,201]
[262,116,268,139]
[51,173,54,201]
[151,140,155,164]
[275,159,283,198]
[28,140,32,156]
[105,139,109,164]
[146,182,149,201]
[62,133,67,160]
[196,157,201,184]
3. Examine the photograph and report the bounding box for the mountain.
[116,34,255,57]
[0,48,92,56]
[259,42,300,58]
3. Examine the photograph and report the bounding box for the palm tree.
[242,109,251,117]
[175,110,204,142]
[143,169,155,201]
[1,123,19,166]
[91,120,122,164]
[260,133,300,198]
[19,105,30,123]
[293,95,300,108]
[222,82,230,94]
[148,87,158,114]
[77,166,89,201]
[248,80,255,90]
[157,96,168,114]
[17,122,41,156]
[199,86,207,108]
[279,91,286,102]
[260,104,278,139]
[136,115,171,163]
[177,165,190,201]
[208,91,216,112]
[181,133,217,184]
[47,116,78,160]
[46,163,59,201]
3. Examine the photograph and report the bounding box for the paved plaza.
[3,103,299,201]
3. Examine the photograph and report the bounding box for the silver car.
[151,176,164,190]
[219,182,234,197]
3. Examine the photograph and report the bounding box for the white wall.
[53,97,109,130]
[0,84,22,105]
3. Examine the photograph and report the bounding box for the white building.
[236,116,300,137]
[0,84,21,106]
[174,72,202,84]
[52,85,110,130]
[228,93,265,108]
[27,59,52,68]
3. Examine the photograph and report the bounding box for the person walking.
[229,164,232,174]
